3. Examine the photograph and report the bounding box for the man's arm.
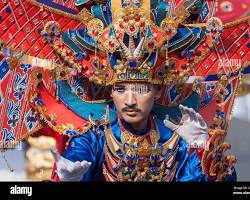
[164,105,237,181]
[51,148,91,182]
[174,139,208,181]
[51,130,101,181]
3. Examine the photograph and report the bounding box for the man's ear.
[154,86,162,101]
[109,86,113,98]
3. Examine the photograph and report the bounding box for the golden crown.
[42,0,224,85]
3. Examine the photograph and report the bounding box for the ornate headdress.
[41,0,228,85]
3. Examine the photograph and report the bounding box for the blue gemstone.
[122,2,128,7]
[158,71,163,77]
[218,112,224,117]
[184,50,192,58]
[244,34,249,39]
[129,60,137,68]
[38,29,42,34]
[135,2,141,7]
[76,52,84,61]
[101,63,106,69]
[116,149,123,157]
[170,62,176,68]
[247,43,250,49]
[42,33,49,37]
[93,60,98,68]
[105,73,110,78]
[5,7,11,13]
[0,16,2,21]
[66,130,76,135]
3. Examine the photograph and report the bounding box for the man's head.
[110,82,161,130]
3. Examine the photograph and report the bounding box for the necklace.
[119,115,160,148]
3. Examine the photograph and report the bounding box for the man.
[49,0,237,182]
[51,82,228,181]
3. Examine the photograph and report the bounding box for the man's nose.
[125,91,137,106]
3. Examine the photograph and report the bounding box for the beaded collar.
[103,114,180,181]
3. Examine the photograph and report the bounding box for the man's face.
[111,83,161,128]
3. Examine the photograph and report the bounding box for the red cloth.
[51,164,61,182]
[215,0,250,23]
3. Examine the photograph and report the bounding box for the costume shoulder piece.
[0,0,250,179]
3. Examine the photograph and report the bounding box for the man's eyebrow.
[113,85,126,88]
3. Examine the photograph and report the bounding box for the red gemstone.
[211,29,217,34]
[60,71,66,77]
[127,160,134,165]
[195,50,201,56]
[49,32,55,37]
[129,25,135,32]
[148,42,155,49]
[79,128,83,132]
[85,55,90,60]
[124,17,129,23]
[138,167,144,172]
[219,89,225,95]
[92,30,98,36]
[140,22,145,27]
[46,115,51,121]
[181,64,188,70]
[119,23,124,29]
[165,29,172,35]
[109,41,115,48]
[135,15,140,22]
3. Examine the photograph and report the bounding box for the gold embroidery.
[103,116,180,181]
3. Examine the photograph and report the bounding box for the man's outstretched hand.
[50,148,91,182]
[164,105,209,148]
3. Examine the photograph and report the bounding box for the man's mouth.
[123,109,139,116]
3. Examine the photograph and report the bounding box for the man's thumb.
[163,119,179,131]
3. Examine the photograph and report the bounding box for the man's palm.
[164,105,208,148]
[50,148,91,181]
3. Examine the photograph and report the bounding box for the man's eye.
[114,87,126,93]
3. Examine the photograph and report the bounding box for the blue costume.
[45,0,239,182]
[62,111,236,182]
[64,116,203,181]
